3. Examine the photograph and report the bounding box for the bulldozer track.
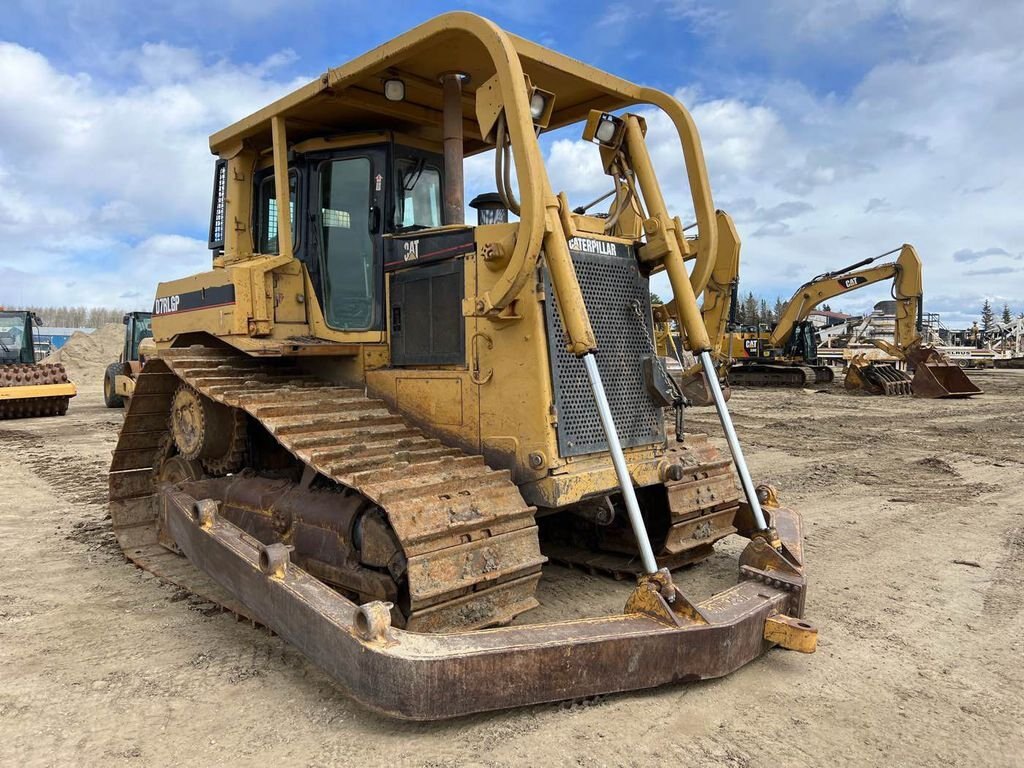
[0,363,73,419]
[109,347,743,632]
[109,346,545,633]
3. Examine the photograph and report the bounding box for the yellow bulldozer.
[0,309,76,419]
[109,13,816,719]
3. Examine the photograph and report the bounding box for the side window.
[258,173,297,254]
[394,158,442,229]
[320,157,376,330]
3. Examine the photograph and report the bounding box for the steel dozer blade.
[904,346,982,399]
[844,356,913,396]
[149,483,814,720]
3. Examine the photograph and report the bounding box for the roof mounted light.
[583,110,625,150]
[528,84,555,128]
[530,92,546,119]
[383,78,406,102]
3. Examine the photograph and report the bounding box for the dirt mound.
[42,323,123,386]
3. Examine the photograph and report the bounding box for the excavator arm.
[769,244,922,348]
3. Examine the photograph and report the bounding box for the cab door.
[313,149,387,332]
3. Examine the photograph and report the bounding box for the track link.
[110,347,544,633]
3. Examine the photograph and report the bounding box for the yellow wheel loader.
[104,311,153,408]
[0,310,76,419]
[108,13,816,720]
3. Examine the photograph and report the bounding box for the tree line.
[11,306,127,329]
[980,300,1023,334]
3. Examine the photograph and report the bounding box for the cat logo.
[403,240,420,261]
[744,339,760,354]
[839,276,868,289]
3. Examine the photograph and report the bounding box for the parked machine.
[104,311,153,408]
[0,309,76,419]
[109,13,815,719]
[722,245,921,388]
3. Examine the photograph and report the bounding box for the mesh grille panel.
[544,245,665,457]
[208,160,227,250]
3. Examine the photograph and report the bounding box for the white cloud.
[3,2,1022,330]
[0,41,307,309]
[535,2,1024,326]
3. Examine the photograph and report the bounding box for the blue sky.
[2,1,1022,326]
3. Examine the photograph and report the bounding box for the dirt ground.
[1,371,1022,767]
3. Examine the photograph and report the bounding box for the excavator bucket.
[844,355,913,396]
[905,347,982,398]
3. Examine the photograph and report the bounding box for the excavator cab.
[109,13,815,719]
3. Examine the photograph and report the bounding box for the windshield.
[393,158,442,230]
[0,314,28,364]
[130,315,153,359]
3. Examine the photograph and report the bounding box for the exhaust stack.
[441,73,466,225]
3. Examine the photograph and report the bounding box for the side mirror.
[123,313,130,324]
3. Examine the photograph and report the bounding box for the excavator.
[108,13,816,720]
[0,309,76,419]
[728,245,922,389]
[661,245,980,397]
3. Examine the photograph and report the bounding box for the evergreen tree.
[821,303,832,312]
[773,297,786,323]
[981,299,994,334]
[743,292,759,326]
[759,298,770,325]
[1002,303,1012,324]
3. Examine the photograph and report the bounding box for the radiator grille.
[543,244,665,457]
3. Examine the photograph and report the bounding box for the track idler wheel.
[170,386,246,476]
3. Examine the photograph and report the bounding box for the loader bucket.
[910,362,982,398]
[844,358,912,396]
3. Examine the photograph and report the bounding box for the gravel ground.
[1,370,1021,767]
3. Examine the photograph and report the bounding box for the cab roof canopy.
[209,12,646,157]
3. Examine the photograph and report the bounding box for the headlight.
[530,92,547,119]
[383,78,405,102]
[586,112,625,149]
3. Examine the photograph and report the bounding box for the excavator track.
[729,363,821,388]
[0,363,73,419]
[110,347,545,633]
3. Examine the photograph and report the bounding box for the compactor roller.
[108,12,816,719]
[0,310,76,419]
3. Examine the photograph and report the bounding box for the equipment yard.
[3,371,1021,767]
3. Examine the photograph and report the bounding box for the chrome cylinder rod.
[583,353,659,574]
[699,350,768,531]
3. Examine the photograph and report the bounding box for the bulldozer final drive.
[108,12,823,720]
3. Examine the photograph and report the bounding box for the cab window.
[319,157,376,330]
[258,173,297,254]
[393,158,442,230]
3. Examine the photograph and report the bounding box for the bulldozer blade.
[910,362,982,398]
[157,484,812,720]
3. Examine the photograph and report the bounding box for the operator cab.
[213,136,450,334]
[122,311,153,363]
[0,311,39,365]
